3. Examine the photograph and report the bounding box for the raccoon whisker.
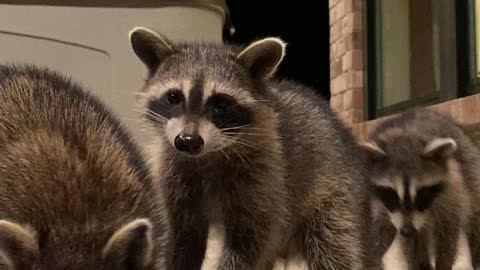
[233,145,254,165]
[142,109,167,123]
[222,136,274,153]
[220,127,270,133]
[146,115,167,124]
[219,148,231,161]
[133,108,145,114]
[219,125,253,131]
[121,117,143,123]
[227,135,272,149]
[145,109,168,121]
[227,144,248,164]
[252,99,273,103]
[222,132,268,137]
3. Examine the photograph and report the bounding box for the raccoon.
[0,64,168,269]
[129,27,371,270]
[360,108,480,270]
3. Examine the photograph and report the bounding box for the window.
[458,0,480,95]
[367,0,458,119]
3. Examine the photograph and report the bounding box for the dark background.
[224,1,331,99]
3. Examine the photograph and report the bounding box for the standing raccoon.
[360,108,480,270]
[129,27,370,270]
[0,64,168,269]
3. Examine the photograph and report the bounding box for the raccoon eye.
[373,186,401,211]
[210,96,232,114]
[211,103,228,115]
[206,94,252,129]
[165,90,183,105]
[415,183,444,211]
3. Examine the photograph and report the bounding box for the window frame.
[366,0,458,119]
[463,0,480,94]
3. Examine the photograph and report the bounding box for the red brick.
[342,49,363,71]
[354,0,363,10]
[331,38,346,59]
[343,89,354,110]
[330,21,342,44]
[330,57,343,79]
[461,95,480,125]
[345,70,363,89]
[331,93,344,113]
[344,0,354,13]
[449,100,462,122]
[353,109,364,123]
[342,109,364,126]
[331,73,347,94]
[351,88,364,110]
[429,102,450,116]
[330,0,346,25]
[329,0,342,8]
[342,11,363,35]
[344,0,363,12]
[345,31,363,51]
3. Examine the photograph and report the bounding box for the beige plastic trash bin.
[0,0,228,139]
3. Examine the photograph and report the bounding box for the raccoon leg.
[468,214,480,268]
[381,234,409,270]
[434,222,459,270]
[452,229,474,270]
[167,195,209,270]
[300,211,363,270]
[218,202,276,270]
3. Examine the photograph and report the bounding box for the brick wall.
[350,93,480,142]
[329,0,364,127]
[329,0,480,144]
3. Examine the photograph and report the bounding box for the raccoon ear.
[0,220,39,267]
[360,141,387,161]
[423,138,457,160]
[129,27,175,75]
[237,37,286,79]
[102,219,154,268]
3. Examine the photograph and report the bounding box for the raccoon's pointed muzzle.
[400,224,416,238]
[174,133,204,155]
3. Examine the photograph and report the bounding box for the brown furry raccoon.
[129,27,371,270]
[0,64,168,269]
[360,108,480,270]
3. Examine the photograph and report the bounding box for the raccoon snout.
[400,224,416,238]
[174,133,204,155]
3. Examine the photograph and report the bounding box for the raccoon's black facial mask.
[205,94,253,129]
[373,186,401,211]
[146,89,185,123]
[373,182,445,213]
[414,183,444,211]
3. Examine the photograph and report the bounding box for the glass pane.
[376,0,439,113]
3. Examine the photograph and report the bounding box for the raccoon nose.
[400,224,416,238]
[174,134,204,155]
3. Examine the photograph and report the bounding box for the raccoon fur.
[129,27,371,270]
[360,108,480,270]
[0,64,168,269]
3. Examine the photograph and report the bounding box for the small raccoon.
[129,27,371,270]
[360,108,480,270]
[0,64,168,269]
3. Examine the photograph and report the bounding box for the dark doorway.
[224,1,331,99]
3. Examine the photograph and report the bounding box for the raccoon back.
[0,64,165,262]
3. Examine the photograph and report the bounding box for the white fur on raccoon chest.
[201,194,225,270]
[381,230,473,270]
[201,224,226,270]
